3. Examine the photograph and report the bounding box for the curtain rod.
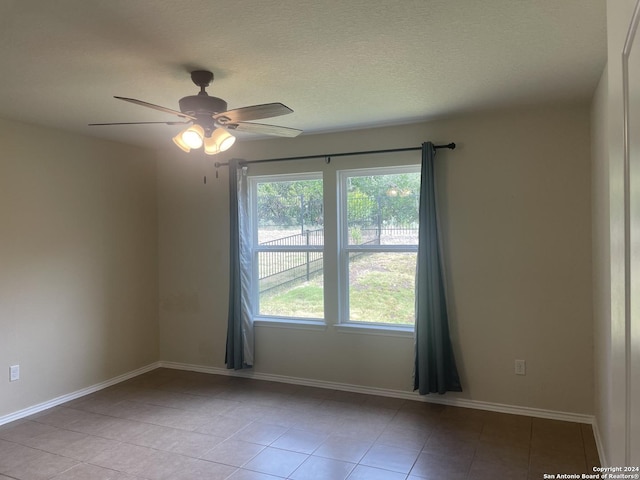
[213,142,455,168]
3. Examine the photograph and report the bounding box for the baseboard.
[0,362,160,427]
[592,419,608,467]
[158,361,596,425]
[1,359,598,434]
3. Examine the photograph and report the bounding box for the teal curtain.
[414,142,462,394]
[225,159,253,369]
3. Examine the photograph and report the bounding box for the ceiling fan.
[89,70,302,155]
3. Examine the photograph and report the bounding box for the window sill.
[333,322,414,338]
[253,318,327,331]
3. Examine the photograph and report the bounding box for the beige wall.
[0,103,594,421]
[0,119,159,418]
[157,104,594,415]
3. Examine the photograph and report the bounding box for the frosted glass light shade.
[181,124,204,149]
[211,129,236,152]
[172,131,191,152]
[203,135,220,155]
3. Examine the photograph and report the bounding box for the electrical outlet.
[515,359,526,376]
[9,365,19,382]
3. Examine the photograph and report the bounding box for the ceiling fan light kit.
[172,125,204,152]
[203,135,219,155]
[89,70,302,155]
[172,132,191,152]
[211,128,236,151]
[182,124,206,148]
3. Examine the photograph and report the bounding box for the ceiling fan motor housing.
[178,95,228,135]
[178,95,228,117]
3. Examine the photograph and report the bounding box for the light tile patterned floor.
[0,368,600,479]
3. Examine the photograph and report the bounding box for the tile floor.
[0,368,600,480]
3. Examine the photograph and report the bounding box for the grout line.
[465,429,479,480]
[2,368,599,480]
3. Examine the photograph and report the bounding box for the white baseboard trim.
[0,362,160,427]
[592,419,608,467]
[1,359,597,437]
[158,361,596,426]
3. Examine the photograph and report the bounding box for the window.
[338,166,420,327]
[250,173,324,320]
[246,163,419,332]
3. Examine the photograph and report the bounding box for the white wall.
[0,119,159,418]
[591,0,640,466]
[157,104,594,415]
[591,66,612,462]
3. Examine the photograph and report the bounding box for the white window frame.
[248,172,325,327]
[336,165,420,333]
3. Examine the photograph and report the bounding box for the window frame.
[244,161,420,336]
[248,171,325,324]
[336,165,420,331]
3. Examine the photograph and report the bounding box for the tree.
[349,173,420,227]
[257,179,323,228]
[256,172,420,230]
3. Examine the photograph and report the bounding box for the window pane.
[258,251,324,318]
[346,173,419,246]
[257,179,323,245]
[348,252,416,325]
[254,177,324,319]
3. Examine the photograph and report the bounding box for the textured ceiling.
[0,0,606,149]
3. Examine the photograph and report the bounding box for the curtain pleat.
[414,142,462,394]
[225,159,254,369]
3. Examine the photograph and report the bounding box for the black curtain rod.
[213,142,455,168]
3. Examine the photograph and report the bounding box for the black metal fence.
[258,229,325,294]
[257,194,419,295]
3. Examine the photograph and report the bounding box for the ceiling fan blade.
[214,103,293,123]
[228,122,302,137]
[114,96,197,121]
[88,121,190,126]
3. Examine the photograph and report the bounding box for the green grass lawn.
[259,252,416,324]
[260,281,325,318]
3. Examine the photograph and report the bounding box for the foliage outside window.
[252,174,324,320]
[340,167,420,326]
[248,165,419,329]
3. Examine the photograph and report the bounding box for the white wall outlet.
[9,365,20,382]
[515,359,526,376]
